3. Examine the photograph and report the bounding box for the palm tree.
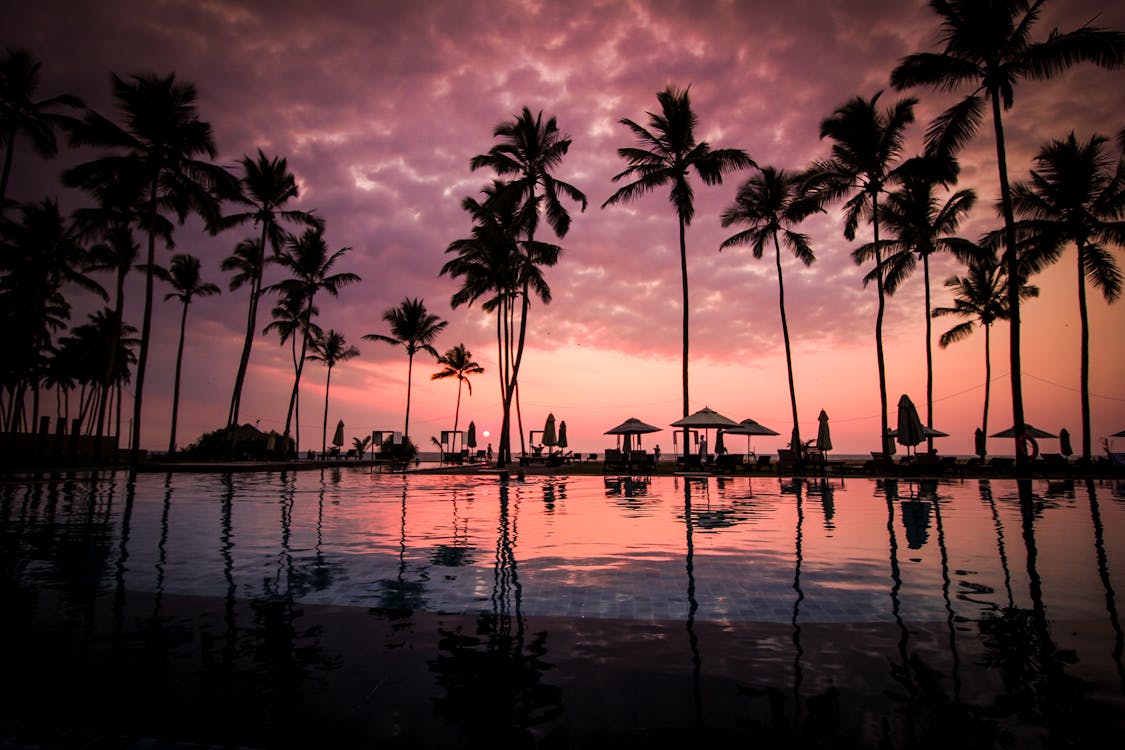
[932,251,1038,452]
[264,226,358,451]
[71,156,160,445]
[0,49,83,214]
[263,291,320,456]
[431,343,484,441]
[441,181,558,464]
[365,298,447,440]
[857,157,979,451]
[0,198,106,431]
[64,72,239,459]
[217,150,318,431]
[307,329,360,456]
[470,107,585,461]
[602,85,753,451]
[811,91,916,453]
[156,253,219,455]
[891,0,1125,466]
[719,166,823,451]
[1010,132,1125,460]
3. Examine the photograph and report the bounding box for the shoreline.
[1,455,1120,481]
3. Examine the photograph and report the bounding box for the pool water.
[1,469,1124,748]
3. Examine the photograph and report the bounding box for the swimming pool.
[2,470,1124,747]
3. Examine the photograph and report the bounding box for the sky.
[6,0,1125,456]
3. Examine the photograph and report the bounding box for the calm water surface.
[2,469,1124,748]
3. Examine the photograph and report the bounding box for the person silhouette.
[487,443,493,462]
[654,444,662,464]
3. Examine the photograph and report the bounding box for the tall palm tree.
[811,91,916,453]
[0,198,105,431]
[307,329,359,455]
[431,343,484,440]
[719,165,823,451]
[263,290,321,454]
[365,298,447,440]
[264,226,358,451]
[470,107,585,461]
[602,85,753,451]
[156,253,219,455]
[857,157,979,451]
[1010,132,1125,460]
[441,181,558,464]
[0,49,83,214]
[932,251,1038,452]
[64,72,239,459]
[217,150,318,431]
[891,0,1125,466]
[71,156,160,445]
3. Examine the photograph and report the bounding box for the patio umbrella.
[990,424,1057,439]
[670,406,739,429]
[1113,429,1125,438]
[974,428,986,457]
[605,417,662,451]
[726,417,780,456]
[558,421,568,450]
[542,413,557,453]
[332,420,345,447]
[672,406,737,458]
[467,421,477,448]
[1059,427,1072,456]
[816,409,832,454]
[895,395,925,454]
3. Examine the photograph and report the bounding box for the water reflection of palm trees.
[1085,479,1125,693]
[378,481,427,611]
[429,478,563,744]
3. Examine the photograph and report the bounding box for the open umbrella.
[557,421,568,450]
[896,395,925,454]
[1059,427,1072,456]
[1113,429,1125,438]
[990,424,1057,439]
[542,413,557,454]
[332,420,345,448]
[726,417,780,457]
[605,417,662,452]
[816,409,832,454]
[467,421,477,448]
[671,406,737,460]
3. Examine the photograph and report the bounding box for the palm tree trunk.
[1077,242,1092,460]
[774,236,800,447]
[923,253,934,454]
[983,323,992,457]
[453,378,463,435]
[991,94,1026,468]
[321,364,333,456]
[168,301,188,455]
[228,228,268,428]
[678,213,690,454]
[96,262,127,446]
[404,351,414,439]
[0,131,15,216]
[130,176,161,461]
[872,194,889,454]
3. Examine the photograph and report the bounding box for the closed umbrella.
[974,428,986,458]
[467,421,477,448]
[542,413,557,454]
[1059,427,1072,457]
[558,421,568,450]
[816,409,832,454]
[332,420,345,448]
[896,395,925,454]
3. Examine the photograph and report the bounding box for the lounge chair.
[712,453,743,474]
[861,452,898,476]
[755,454,773,472]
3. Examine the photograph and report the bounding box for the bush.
[179,424,292,461]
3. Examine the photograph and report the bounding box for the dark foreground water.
[2,469,1124,748]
